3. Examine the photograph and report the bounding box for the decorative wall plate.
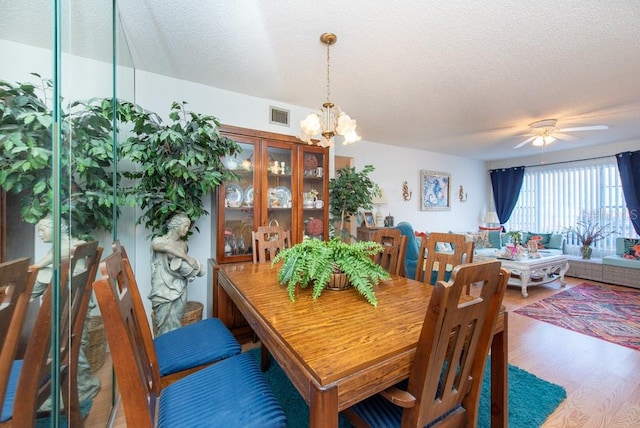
[244,185,254,206]
[225,184,243,207]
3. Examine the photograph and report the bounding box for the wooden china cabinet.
[210,125,328,339]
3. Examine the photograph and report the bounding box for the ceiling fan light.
[532,136,545,146]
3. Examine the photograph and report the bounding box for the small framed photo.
[363,211,376,228]
[420,170,451,211]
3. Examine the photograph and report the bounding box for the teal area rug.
[35,400,93,428]
[249,348,566,428]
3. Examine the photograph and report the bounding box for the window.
[505,157,639,258]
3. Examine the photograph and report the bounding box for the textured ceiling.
[4,1,640,160]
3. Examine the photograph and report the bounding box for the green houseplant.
[329,164,381,239]
[121,101,241,237]
[0,74,123,239]
[271,238,391,306]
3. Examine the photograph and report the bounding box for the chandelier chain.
[326,39,331,103]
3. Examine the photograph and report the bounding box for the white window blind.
[505,157,639,258]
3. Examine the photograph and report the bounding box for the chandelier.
[299,33,361,148]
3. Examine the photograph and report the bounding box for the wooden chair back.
[371,228,407,276]
[12,241,101,427]
[0,258,36,415]
[402,260,507,426]
[345,260,508,427]
[112,240,162,379]
[415,232,474,286]
[251,226,291,263]
[93,252,162,427]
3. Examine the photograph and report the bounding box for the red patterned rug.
[514,283,640,351]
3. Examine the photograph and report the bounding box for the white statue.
[31,215,101,409]
[149,213,206,336]
[32,215,86,298]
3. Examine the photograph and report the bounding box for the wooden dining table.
[216,262,508,428]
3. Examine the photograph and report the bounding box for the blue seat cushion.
[154,317,241,377]
[348,379,459,427]
[158,352,286,428]
[1,360,21,422]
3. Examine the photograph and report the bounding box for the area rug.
[514,283,640,351]
[249,348,566,428]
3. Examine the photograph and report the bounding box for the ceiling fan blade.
[553,132,580,142]
[513,136,535,149]
[557,125,608,132]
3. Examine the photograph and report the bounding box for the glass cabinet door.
[300,146,329,240]
[263,141,294,236]
[219,140,257,263]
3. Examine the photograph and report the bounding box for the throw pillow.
[528,235,545,249]
[623,238,640,260]
[435,242,454,252]
[487,231,502,249]
[527,233,551,247]
[465,231,489,249]
[547,234,564,250]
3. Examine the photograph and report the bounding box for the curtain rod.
[523,153,617,169]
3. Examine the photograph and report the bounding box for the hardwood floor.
[84,276,640,427]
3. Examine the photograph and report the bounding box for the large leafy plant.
[0,74,122,239]
[329,165,381,236]
[271,238,390,306]
[120,101,241,237]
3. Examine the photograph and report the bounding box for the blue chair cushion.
[1,360,21,422]
[396,222,419,279]
[154,317,241,377]
[158,352,286,428]
[348,378,460,427]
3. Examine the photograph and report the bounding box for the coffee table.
[497,254,569,298]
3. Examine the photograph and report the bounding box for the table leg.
[490,312,508,428]
[309,383,339,428]
[559,261,568,287]
[520,271,530,298]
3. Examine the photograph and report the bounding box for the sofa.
[472,230,566,259]
[602,237,640,270]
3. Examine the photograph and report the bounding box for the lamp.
[484,211,500,227]
[299,33,361,148]
[372,189,388,227]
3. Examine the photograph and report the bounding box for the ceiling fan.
[513,119,608,149]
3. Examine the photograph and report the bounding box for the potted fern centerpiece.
[271,238,391,306]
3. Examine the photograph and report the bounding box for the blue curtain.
[489,166,525,231]
[616,151,640,234]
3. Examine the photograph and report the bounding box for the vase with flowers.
[565,217,616,259]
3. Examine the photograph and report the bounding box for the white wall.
[0,40,496,319]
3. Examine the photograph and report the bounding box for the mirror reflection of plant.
[329,165,381,237]
[120,101,242,238]
[0,74,123,239]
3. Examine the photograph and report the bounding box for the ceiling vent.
[269,106,290,127]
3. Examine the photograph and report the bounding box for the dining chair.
[93,252,287,427]
[10,241,101,428]
[415,232,474,288]
[251,226,291,263]
[250,226,290,370]
[0,258,37,424]
[112,241,241,387]
[371,228,407,276]
[344,260,509,428]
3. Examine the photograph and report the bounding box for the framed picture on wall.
[420,170,451,211]
[363,211,376,227]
